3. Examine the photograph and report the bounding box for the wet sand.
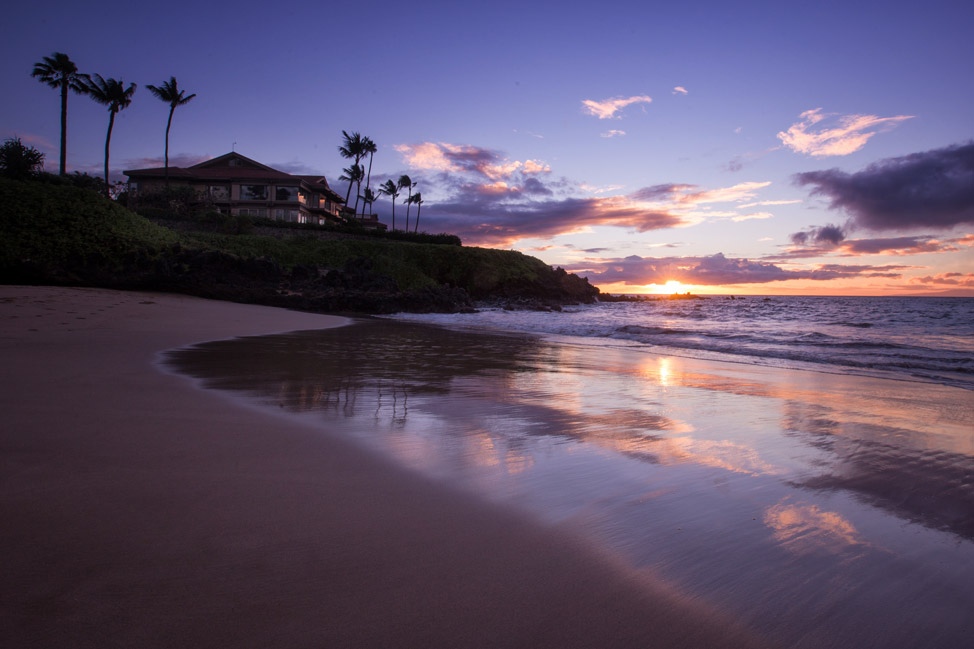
[1,286,770,648]
[167,319,974,649]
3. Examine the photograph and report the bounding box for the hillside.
[0,178,600,313]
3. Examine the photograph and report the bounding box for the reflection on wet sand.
[167,319,974,649]
[763,500,868,555]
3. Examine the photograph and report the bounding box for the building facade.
[125,152,382,228]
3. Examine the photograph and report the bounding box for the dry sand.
[0,286,771,648]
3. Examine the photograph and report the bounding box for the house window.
[238,208,267,217]
[240,184,267,200]
[298,190,308,204]
[209,185,229,200]
[275,186,299,201]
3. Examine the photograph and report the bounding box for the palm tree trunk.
[391,198,396,231]
[164,105,175,194]
[414,202,421,233]
[104,110,116,196]
[365,152,374,195]
[59,81,68,176]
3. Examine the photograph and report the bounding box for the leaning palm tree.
[379,179,400,230]
[411,192,423,233]
[359,187,380,216]
[84,74,136,195]
[145,77,196,193]
[339,164,364,216]
[338,131,366,205]
[31,52,89,176]
[397,174,412,231]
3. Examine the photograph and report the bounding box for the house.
[124,152,384,229]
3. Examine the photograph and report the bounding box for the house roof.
[124,152,345,202]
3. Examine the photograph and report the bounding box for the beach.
[1,286,771,648]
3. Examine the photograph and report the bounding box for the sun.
[660,280,683,295]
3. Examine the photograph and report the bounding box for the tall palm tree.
[411,192,423,233]
[397,175,412,231]
[338,131,366,205]
[339,164,364,216]
[145,77,196,193]
[362,136,377,199]
[31,52,88,176]
[85,74,136,195]
[379,179,400,230]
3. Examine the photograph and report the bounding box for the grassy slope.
[1,178,596,302]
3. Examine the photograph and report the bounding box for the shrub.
[0,138,45,180]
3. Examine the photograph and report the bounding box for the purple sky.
[4,0,972,294]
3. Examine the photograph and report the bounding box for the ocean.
[388,295,974,390]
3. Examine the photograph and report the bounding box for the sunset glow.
[3,1,971,296]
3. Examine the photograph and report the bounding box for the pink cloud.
[581,95,652,119]
[778,108,913,157]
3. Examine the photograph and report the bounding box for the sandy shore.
[0,286,769,648]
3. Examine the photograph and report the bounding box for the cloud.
[778,108,914,157]
[396,142,549,181]
[672,86,688,95]
[739,199,802,208]
[570,253,912,286]
[731,212,773,222]
[774,232,971,259]
[725,146,781,173]
[581,95,652,119]
[795,141,974,230]
[394,141,775,246]
[790,224,846,246]
[911,273,974,287]
[601,130,626,138]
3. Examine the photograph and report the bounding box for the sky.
[3,0,973,295]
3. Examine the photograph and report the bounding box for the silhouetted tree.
[379,179,400,230]
[31,52,88,176]
[397,174,412,231]
[339,164,364,216]
[359,187,379,216]
[411,192,423,233]
[145,76,196,193]
[338,131,366,206]
[84,74,136,196]
[362,136,377,201]
[0,137,45,179]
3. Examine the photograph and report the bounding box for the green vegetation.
[0,177,180,273]
[1,177,599,311]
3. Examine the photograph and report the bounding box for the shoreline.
[1,286,770,648]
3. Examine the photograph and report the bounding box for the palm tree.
[31,52,88,176]
[84,74,136,195]
[379,179,400,230]
[411,192,423,233]
[362,136,377,198]
[145,77,196,193]
[339,164,364,216]
[338,131,366,205]
[397,175,412,231]
[359,187,380,216]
